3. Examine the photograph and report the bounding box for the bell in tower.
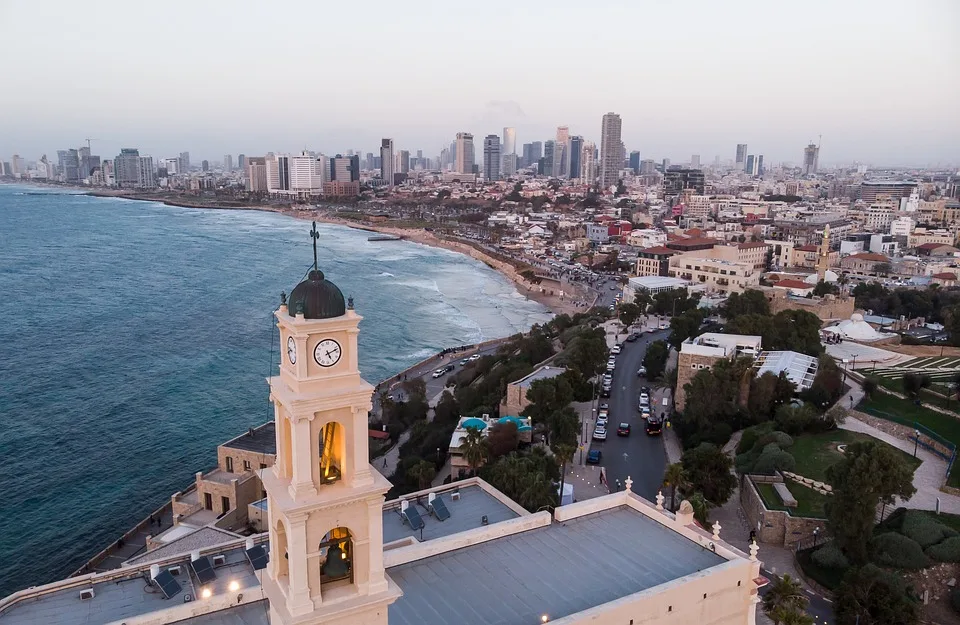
[260,222,401,624]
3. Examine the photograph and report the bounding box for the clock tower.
[261,223,401,624]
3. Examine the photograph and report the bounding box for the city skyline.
[1,0,958,166]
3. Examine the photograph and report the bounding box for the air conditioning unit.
[168,566,183,576]
[451,492,461,501]
[212,555,226,567]
[79,589,95,601]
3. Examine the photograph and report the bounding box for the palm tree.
[551,442,577,505]
[768,606,813,625]
[762,575,808,625]
[518,471,557,511]
[459,427,488,476]
[662,463,687,512]
[406,459,436,491]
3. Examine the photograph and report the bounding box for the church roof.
[288,269,346,320]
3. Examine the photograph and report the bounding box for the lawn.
[789,429,922,484]
[757,481,829,518]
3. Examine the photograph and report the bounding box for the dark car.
[625,333,640,342]
[645,417,662,436]
[600,387,611,398]
[586,449,602,464]
[616,422,631,436]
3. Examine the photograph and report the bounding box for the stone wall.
[765,289,855,324]
[675,352,720,411]
[740,475,827,548]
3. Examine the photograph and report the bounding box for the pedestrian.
[383,456,388,468]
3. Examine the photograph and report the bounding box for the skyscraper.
[57,149,80,182]
[380,138,394,187]
[757,155,764,176]
[502,127,516,157]
[223,154,233,172]
[803,142,819,176]
[179,151,190,172]
[483,134,501,181]
[580,141,597,183]
[745,155,757,176]
[640,159,656,175]
[599,112,622,189]
[202,160,209,172]
[629,151,641,174]
[662,158,671,171]
[455,132,474,175]
[398,150,410,174]
[691,154,701,169]
[735,144,747,170]
[502,153,517,177]
[569,136,583,181]
[555,126,570,178]
[543,140,556,177]
[238,154,246,172]
[246,156,267,192]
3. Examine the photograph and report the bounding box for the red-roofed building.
[916,243,960,257]
[931,272,959,287]
[840,252,891,275]
[636,246,679,277]
[667,237,717,253]
[772,279,815,296]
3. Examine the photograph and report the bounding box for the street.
[588,326,671,501]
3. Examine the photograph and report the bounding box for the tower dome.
[288,268,345,319]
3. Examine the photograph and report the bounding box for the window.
[221,496,230,513]
[260,463,267,470]
[318,422,343,485]
[204,493,213,510]
[243,460,251,471]
[225,456,233,472]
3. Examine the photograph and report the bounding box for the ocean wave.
[379,272,395,277]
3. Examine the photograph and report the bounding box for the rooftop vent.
[451,491,461,501]
[168,565,183,576]
[79,589,95,601]
[212,554,227,567]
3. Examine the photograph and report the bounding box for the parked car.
[637,366,647,376]
[469,353,481,361]
[644,417,662,436]
[593,426,607,441]
[600,386,611,398]
[460,358,470,366]
[586,449,602,464]
[596,414,608,427]
[616,423,631,436]
[598,408,609,420]
[639,390,650,403]
[611,344,622,355]
[432,364,454,378]
[659,322,668,330]
[599,403,609,411]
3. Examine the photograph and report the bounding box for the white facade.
[581,140,597,183]
[890,215,913,237]
[455,132,474,174]
[289,151,322,194]
[599,112,622,189]
[502,127,516,156]
[380,138,394,188]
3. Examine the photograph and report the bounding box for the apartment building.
[675,333,763,410]
[667,251,759,294]
[635,246,678,277]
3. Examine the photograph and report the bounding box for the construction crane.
[84,137,101,151]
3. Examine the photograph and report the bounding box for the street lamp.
[813,527,820,547]
[914,429,920,457]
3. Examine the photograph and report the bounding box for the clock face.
[314,338,342,367]
[287,336,297,365]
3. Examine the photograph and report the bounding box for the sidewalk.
[375,389,446,479]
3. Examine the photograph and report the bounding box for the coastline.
[7,183,590,317]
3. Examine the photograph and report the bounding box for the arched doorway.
[275,518,289,583]
[319,527,352,585]
[318,421,343,485]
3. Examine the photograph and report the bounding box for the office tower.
[569,136,583,181]
[246,156,267,192]
[628,151,641,174]
[522,142,543,168]
[803,142,819,176]
[179,151,190,172]
[37,154,52,179]
[265,153,290,192]
[599,112,622,189]
[440,147,451,170]
[502,127,516,157]
[640,159,656,174]
[691,154,700,169]
[662,158,671,172]
[714,155,721,168]
[223,154,233,172]
[543,140,556,177]
[555,126,570,178]
[201,160,210,172]
[455,132,474,174]
[162,157,180,175]
[288,151,322,193]
[580,141,597,183]
[502,153,517,176]
[238,154,246,172]
[114,148,141,187]
[483,134,501,181]
[745,155,757,176]
[398,150,410,174]
[757,155,764,176]
[331,154,360,182]
[663,169,706,195]
[380,138,394,187]
[58,149,80,182]
[735,144,747,170]
[10,154,25,175]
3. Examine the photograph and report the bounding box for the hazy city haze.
[1,0,958,165]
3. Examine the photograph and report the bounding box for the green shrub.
[756,431,794,450]
[736,423,773,454]
[811,543,850,569]
[752,449,797,475]
[869,532,930,569]
[877,507,908,533]
[902,510,957,548]
[926,536,960,562]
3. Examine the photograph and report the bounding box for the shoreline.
[5,182,590,316]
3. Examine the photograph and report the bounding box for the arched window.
[275,518,289,582]
[318,422,343,485]
[319,527,352,584]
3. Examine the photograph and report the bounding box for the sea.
[0,184,551,596]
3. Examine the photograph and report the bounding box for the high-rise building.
[543,140,556,177]
[521,142,543,168]
[757,155,764,176]
[555,126,570,178]
[483,134,501,181]
[115,148,154,188]
[238,154,246,172]
[179,151,190,172]
[745,155,757,176]
[330,154,360,182]
[201,160,210,172]
[455,132,474,175]
[266,153,290,192]
[246,156,267,192]
[628,151,641,174]
[223,154,233,172]
[735,144,747,170]
[640,159,656,175]
[599,112,622,189]
[37,154,52,179]
[162,157,180,175]
[580,141,597,183]
[803,142,819,176]
[569,136,583,181]
[502,127,516,157]
[10,154,25,176]
[691,154,701,169]
[57,149,80,182]
[663,169,706,195]
[398,150,410,174]
[501,153,517,177]
[380,139,394,187]
[288,151,322,194]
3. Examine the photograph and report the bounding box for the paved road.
[589,327,671,500]
[759,569,834,624]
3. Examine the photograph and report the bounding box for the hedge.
[902,510,958,548]
[927,536,960,563]
[869,532,930,569]
[811,543,850,570]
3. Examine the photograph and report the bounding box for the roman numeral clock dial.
[314,338,342,367]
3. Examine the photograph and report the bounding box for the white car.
[637,366,647,376]
[596,415,608,427]
[593,426,607,441]
[469,354,481,361]
[639,391,650,403]
[610,345,622,355]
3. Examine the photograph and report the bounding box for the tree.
[749,371,796,422]
[662,462,687,512]
[618,302,641,328]
[833,564,920,625]
[651,287,701,316]
[459,427,488,475]
[486,420,519,457]
[768,607,814,625]
[406,459,436,490]
[762,575,809,625]
[721,289,771,318]
[615,178,626,196]
[668,308,705,349]
[812,280,839,297]
[801,355,844,407]
[680,443,736,505]
[862,377,878,399]
[873,262,892,277]
[643,340,670,380]
[634,289,652,313]
[826,441,917,563]
[523,377,575,426]
[902,372,930,399]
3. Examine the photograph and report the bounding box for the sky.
[1,0,958,167]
